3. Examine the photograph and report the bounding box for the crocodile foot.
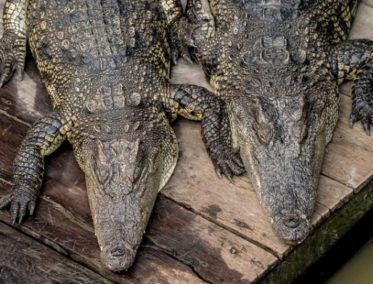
[212,148,245,182]
[350,59,373,135]
[0,185,38,225]
[0,32,25,87]
[350,88,373,136]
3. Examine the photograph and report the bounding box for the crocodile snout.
[272,211,310,244]
[101,243,136,272]
[283,217,301,229]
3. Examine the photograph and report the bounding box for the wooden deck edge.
[258,180,373,284]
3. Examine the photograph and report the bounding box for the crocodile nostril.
[284,217,300,228]
[110,247,126,257]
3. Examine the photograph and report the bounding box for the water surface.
[327,238,373,284]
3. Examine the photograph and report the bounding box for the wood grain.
[148,197,277,284]
[0,169,208,284]
[0,221,111,284]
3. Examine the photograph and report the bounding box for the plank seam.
[160,194,283,259]
[41,196,95,233]
[0,109,32,127]
[143,239,212,284]
[0,176,12,186]
[0,176,95,233]
[0,220,112,283]
[321,172,373,192]
[0,180,210,282]
[0,219,111,281]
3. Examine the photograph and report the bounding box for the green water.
[326,239,373,284]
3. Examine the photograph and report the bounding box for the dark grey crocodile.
[0,0,243,272]
[185,0,373,243]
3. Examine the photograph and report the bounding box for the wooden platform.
[0,1,373,283]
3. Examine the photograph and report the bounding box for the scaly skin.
[185,0,373,243]
[0,0,27,85]
[0,0,243,272]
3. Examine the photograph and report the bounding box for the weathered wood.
[363,0,373,8]
[0,171,207,284]
[0,221,111,284]
[322,95,373,190]
[164,119,289,256]
[351,2,373,37]
[316,176,353,213]
[147,196,277,283]
[0,64,50,125]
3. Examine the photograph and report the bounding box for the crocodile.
[0,0,244,272]
[184,0,373,243]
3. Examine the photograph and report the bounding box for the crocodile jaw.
[236,130,320,243]
[85,172,158,272]
[73,113,178,272]
[229,93,338,243]
[83,137,178,272]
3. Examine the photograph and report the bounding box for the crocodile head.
[73,107,178,271]
[228,86,338,243]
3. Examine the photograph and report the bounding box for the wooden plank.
[0,60,50,125]
[332,95,373,154]
[321,95,373,191]
[323,143,373,190]
[147,196,277,283]
[0,179,206,284]
[322,94,373,190]
[350,3,373,39]
[0,113,206,282]
[317,176,353,212]
[363,0,373,8]
[0,221,111,284]
[0,113,29,182]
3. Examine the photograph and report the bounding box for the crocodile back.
[27,0,171,111]
[202,0,360,96]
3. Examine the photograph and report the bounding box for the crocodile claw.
[213,150,245,182]
[0,33,25,88]
[350,101,373,136]
[0,186,38,225]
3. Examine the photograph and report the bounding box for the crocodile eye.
[254,123,273,145]
[90,158,111,185]
[147,146,160,174]
[97,166,111,184]
[232,103,245,120]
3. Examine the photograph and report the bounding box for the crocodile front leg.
[0,112,68,224]
[185,0,219,76]
[160,0,188,64]
[0,0,29,86]
[170,84,245,181]
[330,39,373,134]
[186,0,215,44]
